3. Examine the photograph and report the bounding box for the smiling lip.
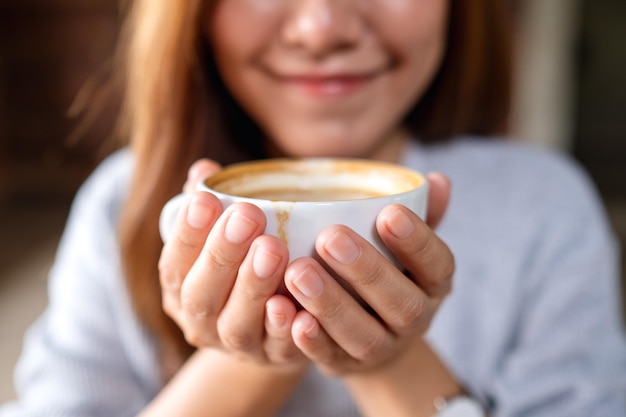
[272,72,382,98]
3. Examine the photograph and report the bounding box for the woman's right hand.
[158,159,308,369]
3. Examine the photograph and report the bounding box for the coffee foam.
[205,158,422,202]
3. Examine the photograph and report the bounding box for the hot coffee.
[225,187,387,202]
[204,158,422,202]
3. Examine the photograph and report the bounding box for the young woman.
[2,1,625,416]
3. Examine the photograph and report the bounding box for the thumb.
[183,159,222,193]
[425,172,451,230]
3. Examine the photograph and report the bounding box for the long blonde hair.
[118,1,208,373]
[117,0,513,379]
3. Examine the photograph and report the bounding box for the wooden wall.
[0,0,120,201]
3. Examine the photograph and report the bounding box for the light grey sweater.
[2,137,626,417]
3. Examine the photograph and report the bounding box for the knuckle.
[175,230,204,251]
[165,220,208,256]
[316,301,343,323]
[158,259,184,290]
[181,294,216,319]
[220,327,255,351]
[353,257,385,288]
[241,284,272,304]
[352,333,388,362]
[205,249,242,274]
[394,295,426,332]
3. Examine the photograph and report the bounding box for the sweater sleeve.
[485,153,626,417]
[0,150,158,417]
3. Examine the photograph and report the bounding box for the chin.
[268,125,375,159]
[273,136,366,159]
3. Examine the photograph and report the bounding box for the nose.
[281,0,363,57]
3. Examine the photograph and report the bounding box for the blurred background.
[1,0,625,402]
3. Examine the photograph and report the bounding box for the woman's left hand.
[283,173,454,376]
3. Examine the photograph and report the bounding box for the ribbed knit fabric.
[2,137,625,417]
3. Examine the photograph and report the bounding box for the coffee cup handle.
[159,193,191,243]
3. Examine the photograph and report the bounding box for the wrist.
[197,347,310,379]
[343,339,463,417]
[140,348,308,417]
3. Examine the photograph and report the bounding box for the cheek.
[376,0,449,62]
[382,1,449,101]
[207,0,282,70]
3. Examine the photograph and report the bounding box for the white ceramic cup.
[159,158,428,263]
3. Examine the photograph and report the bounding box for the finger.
[184,159,222,193]
[158,191,222,320]
[425,172,451,229]
[264,294,304,364]
[285,258,393,363]
[376,204,455,299]
[291,310,352,374]
[180,203,266,346]
[315,224,434,336]
[217,235,288,355]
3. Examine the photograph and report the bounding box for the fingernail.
[324,231,359,265]
[296,313,320,339]
[292,266,324,298]
[267,311,286,329]
[304,319,320,339]
[386,208,414,239]
[186,195,213,229]
[253,246,282,279]
[225,211,257,243]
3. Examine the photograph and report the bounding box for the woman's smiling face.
[206,0,449,161]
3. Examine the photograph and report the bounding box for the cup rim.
[202,157,426,203]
